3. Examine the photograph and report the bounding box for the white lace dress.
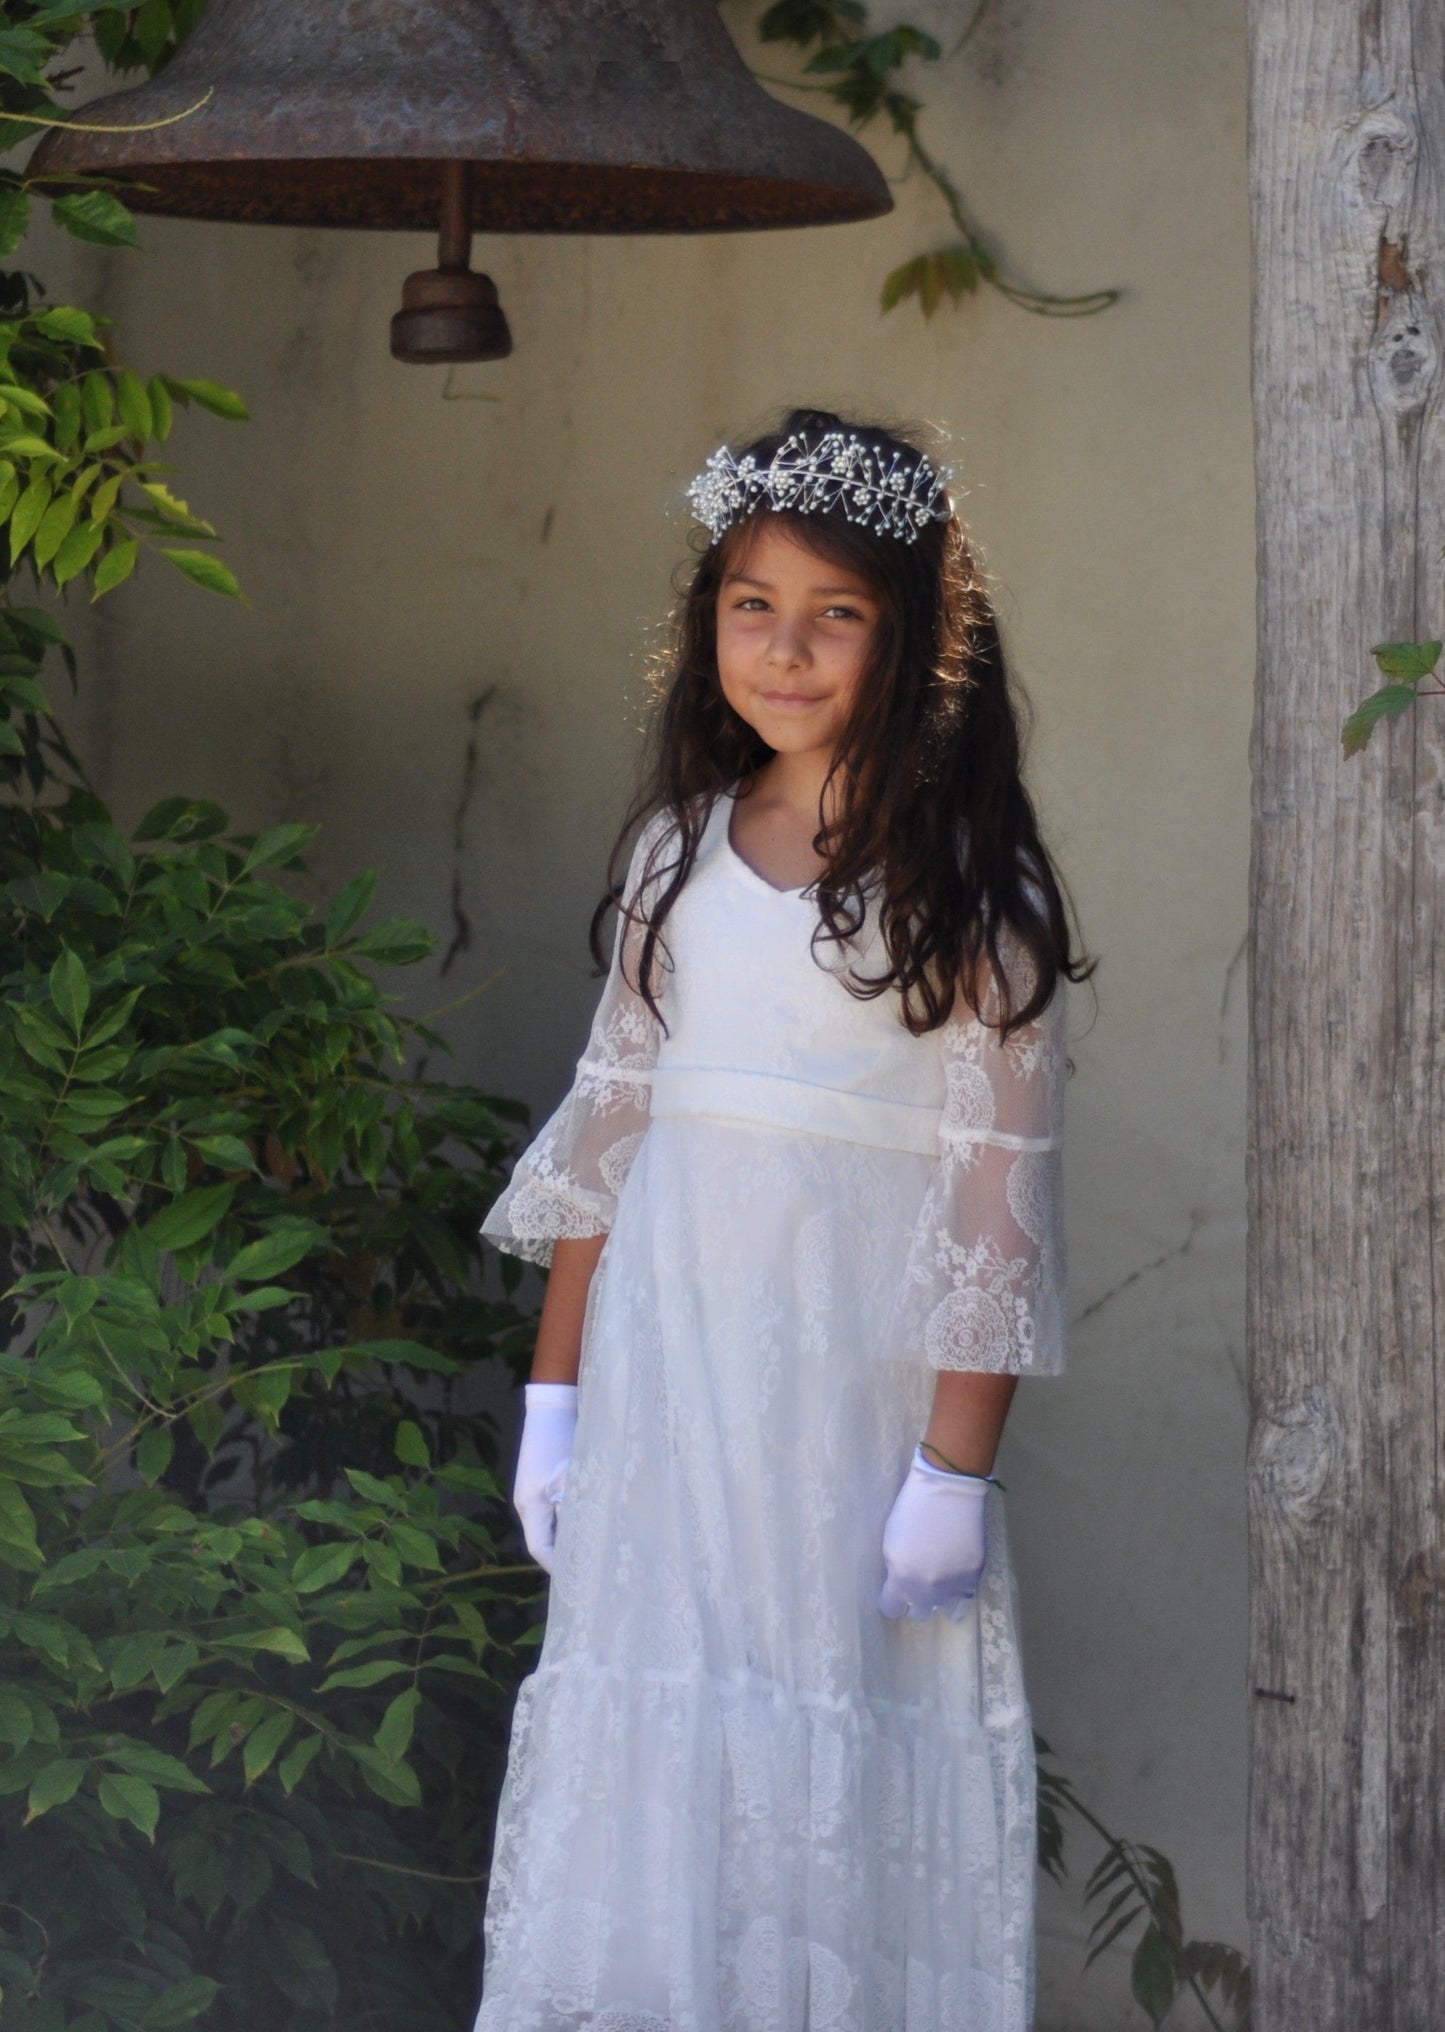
[473,788,1069,2032]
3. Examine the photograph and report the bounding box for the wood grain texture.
[1247,2,1445,2022]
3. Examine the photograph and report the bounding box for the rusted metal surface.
[29,0,892,233]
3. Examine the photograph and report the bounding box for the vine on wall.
[744,0,1121,320]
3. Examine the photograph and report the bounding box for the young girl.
[473,408,1087,2032]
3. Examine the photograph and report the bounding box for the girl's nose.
[764,620,811,669]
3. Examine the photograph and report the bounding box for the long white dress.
[474,786,1069,2032]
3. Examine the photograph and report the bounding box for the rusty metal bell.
[29,0,892,364]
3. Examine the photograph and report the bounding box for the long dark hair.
[590,408,1093,1039]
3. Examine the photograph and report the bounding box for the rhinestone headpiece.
[686,429,955,547]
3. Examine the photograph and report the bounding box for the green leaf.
[394,1418,430,1469]
[160,546,242,598]
[226,1224,320,1284]
[373,1686,420,1763]
[37,305,100,346]
[389,1521,442,1570]
[141,1181,235,1251]
[344,1467,406,1508]
[52,517,104,586]
[293,1540,360,1593]
[9,475,53,557]
[241,1625,310,1664]
[1342,682,1420,756]
[31,486,79,569]
[353,1337,460,1375]
[0,184,29,258]
[104,1743,208,1793]
[0,435,61,461]
[326,870,377,943]
[0,384,51,422]
[0,1688,34,1751]
[49,946,90,1035]
[242,821,315,873]
[1131,1922,1180,2026]
[25,1756,86,1820]
[191,1133,256,1173]
[81,371,114,435]
[53,190,140,248]
[165,376,250,421]
[135,1425,173,1485]
[880,254,924,313]
[350,1743,422,1807]
[88,467,124,522]
[353,917,433,966]
[242,1708,296,1784]
[1370,638,1442,681]
[97,1770,160,1839]
[92,537,139,598]
[277,1732,323,1795]
[115,369,153,442]
[140,1976,221,2028]
[148,375,174,443]
[318,1657,410,1693]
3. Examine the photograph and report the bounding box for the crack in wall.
[441,686,496,979]
[1073,1211,1206,1327]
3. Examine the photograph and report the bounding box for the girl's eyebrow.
[723,571,875,599]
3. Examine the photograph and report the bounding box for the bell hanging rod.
[390,161,512,366]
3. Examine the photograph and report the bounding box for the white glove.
[513,1381,578,1575]
[878,1445,993,1622]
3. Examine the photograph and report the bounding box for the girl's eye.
[824,605,865,622]
[734,596,769,612]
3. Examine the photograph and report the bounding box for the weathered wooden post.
[1247,2,1444,2020]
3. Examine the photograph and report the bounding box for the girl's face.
[715,520,883,762]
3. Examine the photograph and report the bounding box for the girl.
[473,408,1089,2032]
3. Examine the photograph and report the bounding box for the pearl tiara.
[686,429,956,547]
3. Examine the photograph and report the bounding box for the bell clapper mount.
[390,160,512,366]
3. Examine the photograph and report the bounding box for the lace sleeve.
[479,818,670,1268]
[892,934,1069,1374]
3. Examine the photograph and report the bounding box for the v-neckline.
[721,787,818,900]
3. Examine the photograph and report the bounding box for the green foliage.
[0,656,542,2031]
[1342,638,1444,755]
[1036,1733,1252,2031]
[0,1,245,605]
[751,0,1121,320]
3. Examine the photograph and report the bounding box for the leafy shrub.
[0,674,542,2032]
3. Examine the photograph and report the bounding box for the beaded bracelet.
[918,1438,1006,1491]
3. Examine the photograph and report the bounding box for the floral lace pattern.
[891,936,1068,1375]
[481,816,671,1267]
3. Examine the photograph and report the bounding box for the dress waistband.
[648,1064,940,1157]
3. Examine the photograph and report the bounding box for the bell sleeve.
[479,817,670,1267]
[892,932,1069,1375]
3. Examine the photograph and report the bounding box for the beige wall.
[44,1,1253,2020]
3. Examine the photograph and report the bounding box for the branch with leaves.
[0,0,244,616]
[1342,637,1445,755]
[749,0,1121,321]
[1037,1733,1252,2031]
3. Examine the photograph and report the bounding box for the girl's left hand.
[878,1446,991,1621]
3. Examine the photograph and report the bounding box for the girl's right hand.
[513,1381,578,1574]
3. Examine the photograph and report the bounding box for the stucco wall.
[42,1,1253,2021]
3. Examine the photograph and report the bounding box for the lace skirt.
[474,1117,1037,2032]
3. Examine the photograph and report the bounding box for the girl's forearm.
[529,1232,608,1385]
[922,1370,1018,1476]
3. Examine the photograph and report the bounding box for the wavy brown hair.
[590,408,1093,1040]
